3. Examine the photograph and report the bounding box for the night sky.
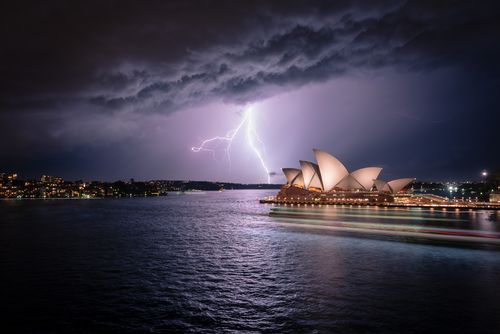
[1,0,499,183]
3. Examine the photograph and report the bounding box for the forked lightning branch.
[191,107,271,184]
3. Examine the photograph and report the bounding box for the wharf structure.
[261,149,500,210]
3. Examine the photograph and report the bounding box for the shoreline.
[0,189,275,201]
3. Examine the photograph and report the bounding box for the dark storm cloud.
[2,0,499,116]
[87,0,500,112]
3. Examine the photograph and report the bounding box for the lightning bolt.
[245,108,271,184]
[191,107,271,184]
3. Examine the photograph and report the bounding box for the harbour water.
[1,190,500,333]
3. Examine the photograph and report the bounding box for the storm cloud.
[3,1,499,112]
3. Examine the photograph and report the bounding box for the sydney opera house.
[274,149,417,205]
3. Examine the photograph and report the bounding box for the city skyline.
[2,3,500,333]
[1,1,499,182]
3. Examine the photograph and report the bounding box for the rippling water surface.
[1,190,500,333]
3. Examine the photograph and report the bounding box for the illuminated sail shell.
[387,178,414,193]
[373,180,390,192]
[282,149,414,194]
[282,168,300,184]
[350,167,382,190]
[300,160,323,190]
[335,174,364,190]
[374,178,414,193]
[282,168,304,187]
[313,149,348,192]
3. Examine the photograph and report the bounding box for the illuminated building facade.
[277,149,416,204]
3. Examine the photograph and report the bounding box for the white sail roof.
[387,178,414,193]
[313,149,348,192]
[282,168,301,185]
[373,180,390,192]
[281,149,414,194]
[374,178,414,193]
[335,174,364,190]
[350,167,382,190]
[292,172,305,187]
[300,160,323,190]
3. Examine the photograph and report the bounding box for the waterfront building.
[490,193,500,203]
[278,149,416,204]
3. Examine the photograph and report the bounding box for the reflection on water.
[1,190,500,333]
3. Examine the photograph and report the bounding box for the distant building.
[0,172,19,197]
[282,149,414,192]
[41,175,64,184]
[277,149,417,204]
[0,172,18,183]
[490,193,500,203]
